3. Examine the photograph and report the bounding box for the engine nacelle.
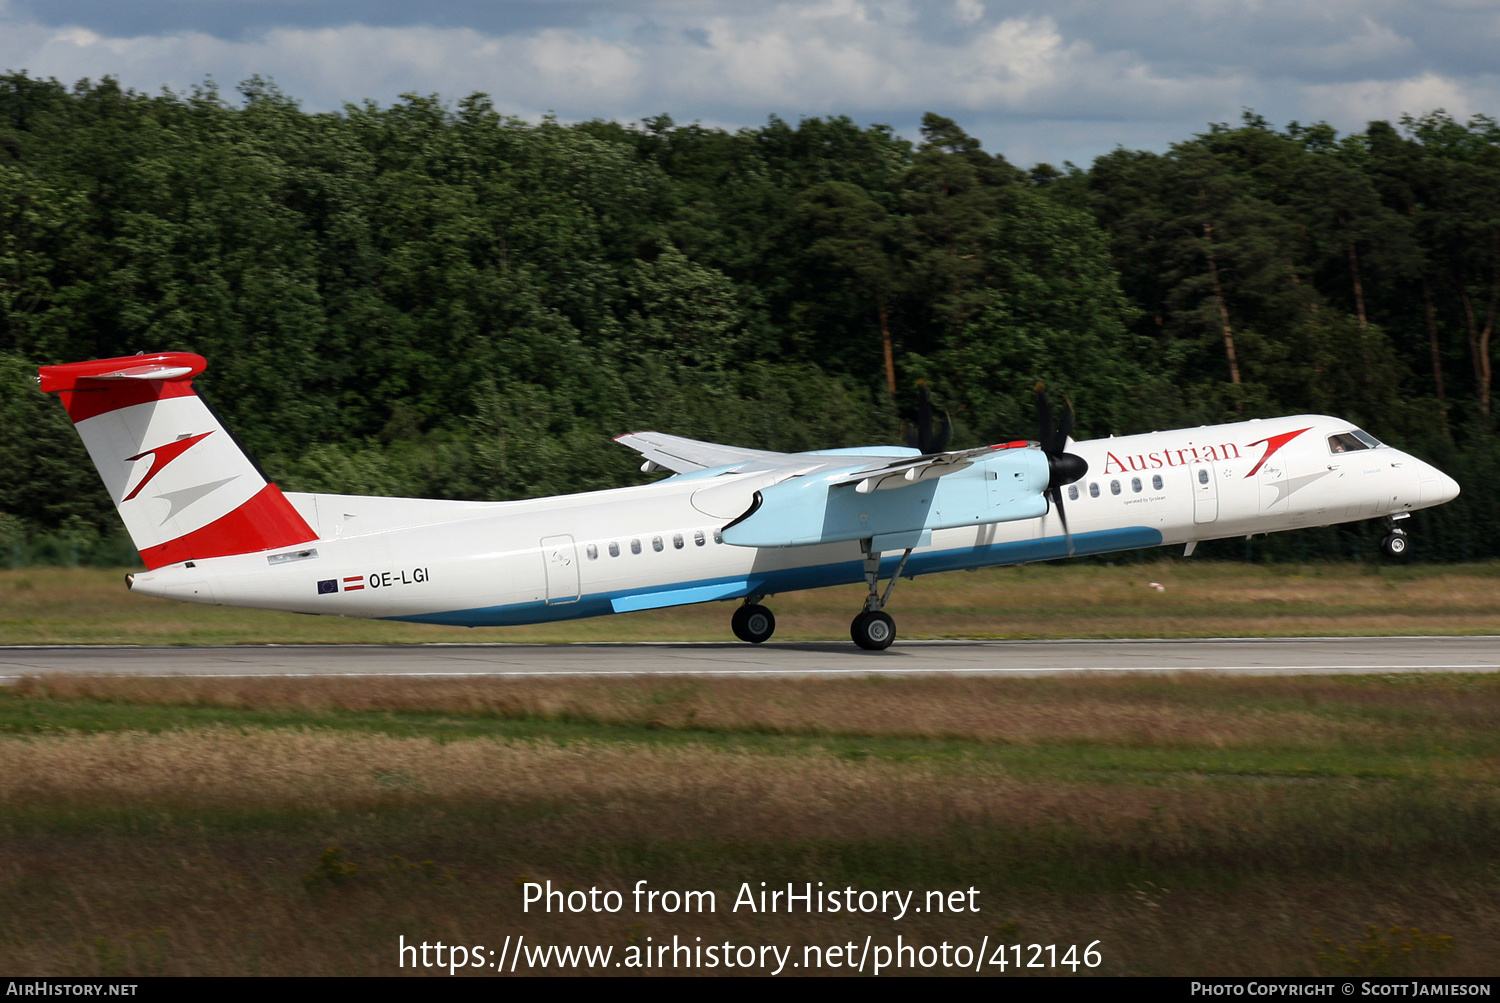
[720,449,1051,548]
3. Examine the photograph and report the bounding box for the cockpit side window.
[1327,432,1371,454]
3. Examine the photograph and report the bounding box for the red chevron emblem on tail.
[121,431,214,501]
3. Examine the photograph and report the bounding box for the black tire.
[1381,532,1409,558]
[850,610,896,651]
[732,604,775,643]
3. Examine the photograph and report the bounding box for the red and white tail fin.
[38,353,317,569]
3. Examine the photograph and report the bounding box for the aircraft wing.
[612,432,795,474]
[615,431,1036,485]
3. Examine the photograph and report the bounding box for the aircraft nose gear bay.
[37,354,1460,649]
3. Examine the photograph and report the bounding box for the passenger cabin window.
[652,536,664,552]
[1152,474,1163,490]
[1068,485,1079,501]
[1131,477,1142,493]
[694,531,705,547]
[1089,482,1100,498]
[1328,432,1374,453]
[586,544,598,560]
[1110,480,1121,495]
[608,542,620,558]
[673,533,684,550]
[630,539,641,555]
[713,530,723,544]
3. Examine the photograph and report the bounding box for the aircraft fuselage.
[125,414,1459,627]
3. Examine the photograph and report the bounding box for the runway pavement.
[1,636,1497,680]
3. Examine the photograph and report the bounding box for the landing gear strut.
[731,600,776,643]
[1380,515,1410,558]
[850,544,913,651]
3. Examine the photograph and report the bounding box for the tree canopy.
[2,76,1496,563]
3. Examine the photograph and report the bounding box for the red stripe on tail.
[137,483,316,570]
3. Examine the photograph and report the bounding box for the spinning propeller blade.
[1033,383,1088,556]
[902,381,953,455]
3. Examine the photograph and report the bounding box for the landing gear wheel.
[850,610,896,651]
[732,604,776,644]
[1381,532,1409,558]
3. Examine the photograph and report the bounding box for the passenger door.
[1191,460,1218,524]
[540,534,581,605]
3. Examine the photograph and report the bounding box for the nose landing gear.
[1380,528,1409,557]
[1379,515,1410,558]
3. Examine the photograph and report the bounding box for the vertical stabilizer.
[38,353,316,569]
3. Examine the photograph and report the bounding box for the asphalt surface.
[2,636,1497,680]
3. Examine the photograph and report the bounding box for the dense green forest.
[1,73,1496,564]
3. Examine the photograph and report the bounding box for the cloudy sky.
[2,0,1497,167]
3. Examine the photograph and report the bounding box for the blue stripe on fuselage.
[382,525,1163,627]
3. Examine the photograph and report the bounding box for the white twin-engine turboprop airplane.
[40,353,1460,650]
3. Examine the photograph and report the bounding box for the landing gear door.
[1191,460,1218,524]
[540,534,581,605]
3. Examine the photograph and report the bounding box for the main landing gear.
[731,601,776,643]
[727,543,914,651]
[1379,515,1410,558]
[850,544,914,651]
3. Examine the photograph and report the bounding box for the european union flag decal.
[317,579,338,595]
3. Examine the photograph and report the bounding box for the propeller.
[1034,382,1088,555]
[902,381,953,455]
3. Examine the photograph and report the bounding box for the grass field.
[5,560,1500,645]
[1,671,1497,976]
[4,562,1497,976]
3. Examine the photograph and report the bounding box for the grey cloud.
[10,0,614,39]
[15,0,1498,82]
[1013,0,1500,81]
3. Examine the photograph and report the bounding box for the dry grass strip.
[3,727,1496,842]
[14,672,1500,753]
[0,727,1178,837]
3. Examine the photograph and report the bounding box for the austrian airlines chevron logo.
[1243,427,1312,478]
[121,431,214,501]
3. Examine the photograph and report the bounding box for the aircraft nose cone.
[1417,463,1461,506]
[1049,451,1088,489]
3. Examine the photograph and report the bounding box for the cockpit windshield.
[1328,429,1383,453]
